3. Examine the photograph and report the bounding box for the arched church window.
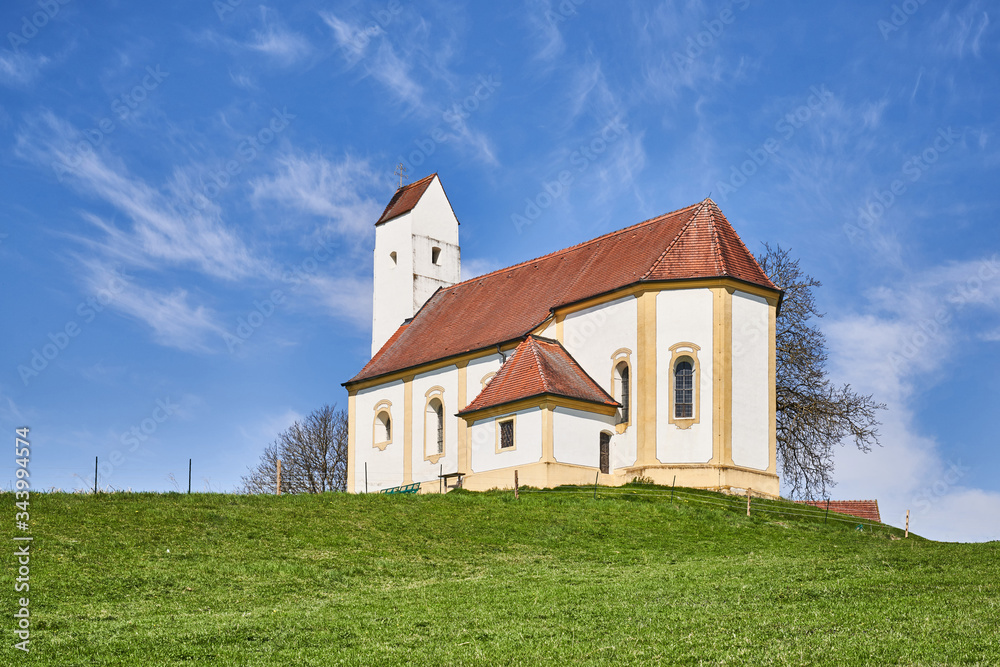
[614,362,630,424]
[426,397,444,456]
[373,405,392,450]
[674,360,694,419]
[599,431,611,474]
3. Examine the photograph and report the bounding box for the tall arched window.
[376,411,391,442]
[373,400,393,451]
[426,397,444,456]
[674,360,694,418]
[615,362,630,424]
[599,431,611,474]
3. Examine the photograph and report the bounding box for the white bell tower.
[371,173,461,357]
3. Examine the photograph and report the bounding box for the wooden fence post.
[905,509,909,538]
[94,456,98,494]
[593,472,599,500]
[365,462,368,494]
[514,470,519,500]
[670,475,676,504]
[746,488,751,517]
[276,459,282,496]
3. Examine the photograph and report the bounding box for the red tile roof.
[348,198,778,385]
[459,336,619,416]
[375,173,437,225]
[797,500,881,523]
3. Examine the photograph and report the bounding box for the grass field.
[3,485,998,665]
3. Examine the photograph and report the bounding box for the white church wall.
[552,407,618,469]
[656,288,714,463]
[410,365,461,482]
[561,296,638,466]
[469,408,542,473]
[411,176,460,246]
[466,353,503,405]
[731,291,770,470]
[371,212,414,356]
[536,318,556,339]
[354,379,406,492]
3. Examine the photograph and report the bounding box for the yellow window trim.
[372,399,393,451]
[668,342,701,430]
[610,348,633,434]
[423,386,446,464]
[495,414,517,454]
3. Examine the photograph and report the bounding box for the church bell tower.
[371,172,461,357]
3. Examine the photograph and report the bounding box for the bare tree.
[757,244,885,499]
[240,404,348,494]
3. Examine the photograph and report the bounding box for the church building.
[344,174,782,496]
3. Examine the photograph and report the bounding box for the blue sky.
[1,1,997,541]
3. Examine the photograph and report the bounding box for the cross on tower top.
[394,163,408,188]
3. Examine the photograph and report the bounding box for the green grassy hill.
[4,486,998,665]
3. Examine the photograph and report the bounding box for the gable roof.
[459,336,619,416]
[375,173,437,225]
[797,500,881,523]
[349,197,778,385]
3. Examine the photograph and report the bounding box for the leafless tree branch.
[757,244,886,499]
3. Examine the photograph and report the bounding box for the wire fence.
[518,484,902,535]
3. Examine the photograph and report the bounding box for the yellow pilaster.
[636,290,658,465]
[403,375,414,484]
[456,362,469,474]
[541,403,554,462]
[555,313,565,344]
[711,287,734,466]
[767,298,778,477]
[347,390,357,492]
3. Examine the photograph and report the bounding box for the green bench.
[381,483,421,495]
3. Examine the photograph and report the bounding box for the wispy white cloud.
[245,7,313,65]
[931,2,991,58]
[81,260,224,352]
[321,10,427,111]
[320,8,499,166]
[15,111,259,281]
[825,255,1000,541]
[197,7,312,67]
[0,51,49,86]
[524,0,566,62]
[250,151,385,237]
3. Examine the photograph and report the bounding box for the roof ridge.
[448,201,703,290]
[640,199,709,280]
[524,337,549,393]
[397,172,436,192]
[705,198,775,288]
[707,202,726,276]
